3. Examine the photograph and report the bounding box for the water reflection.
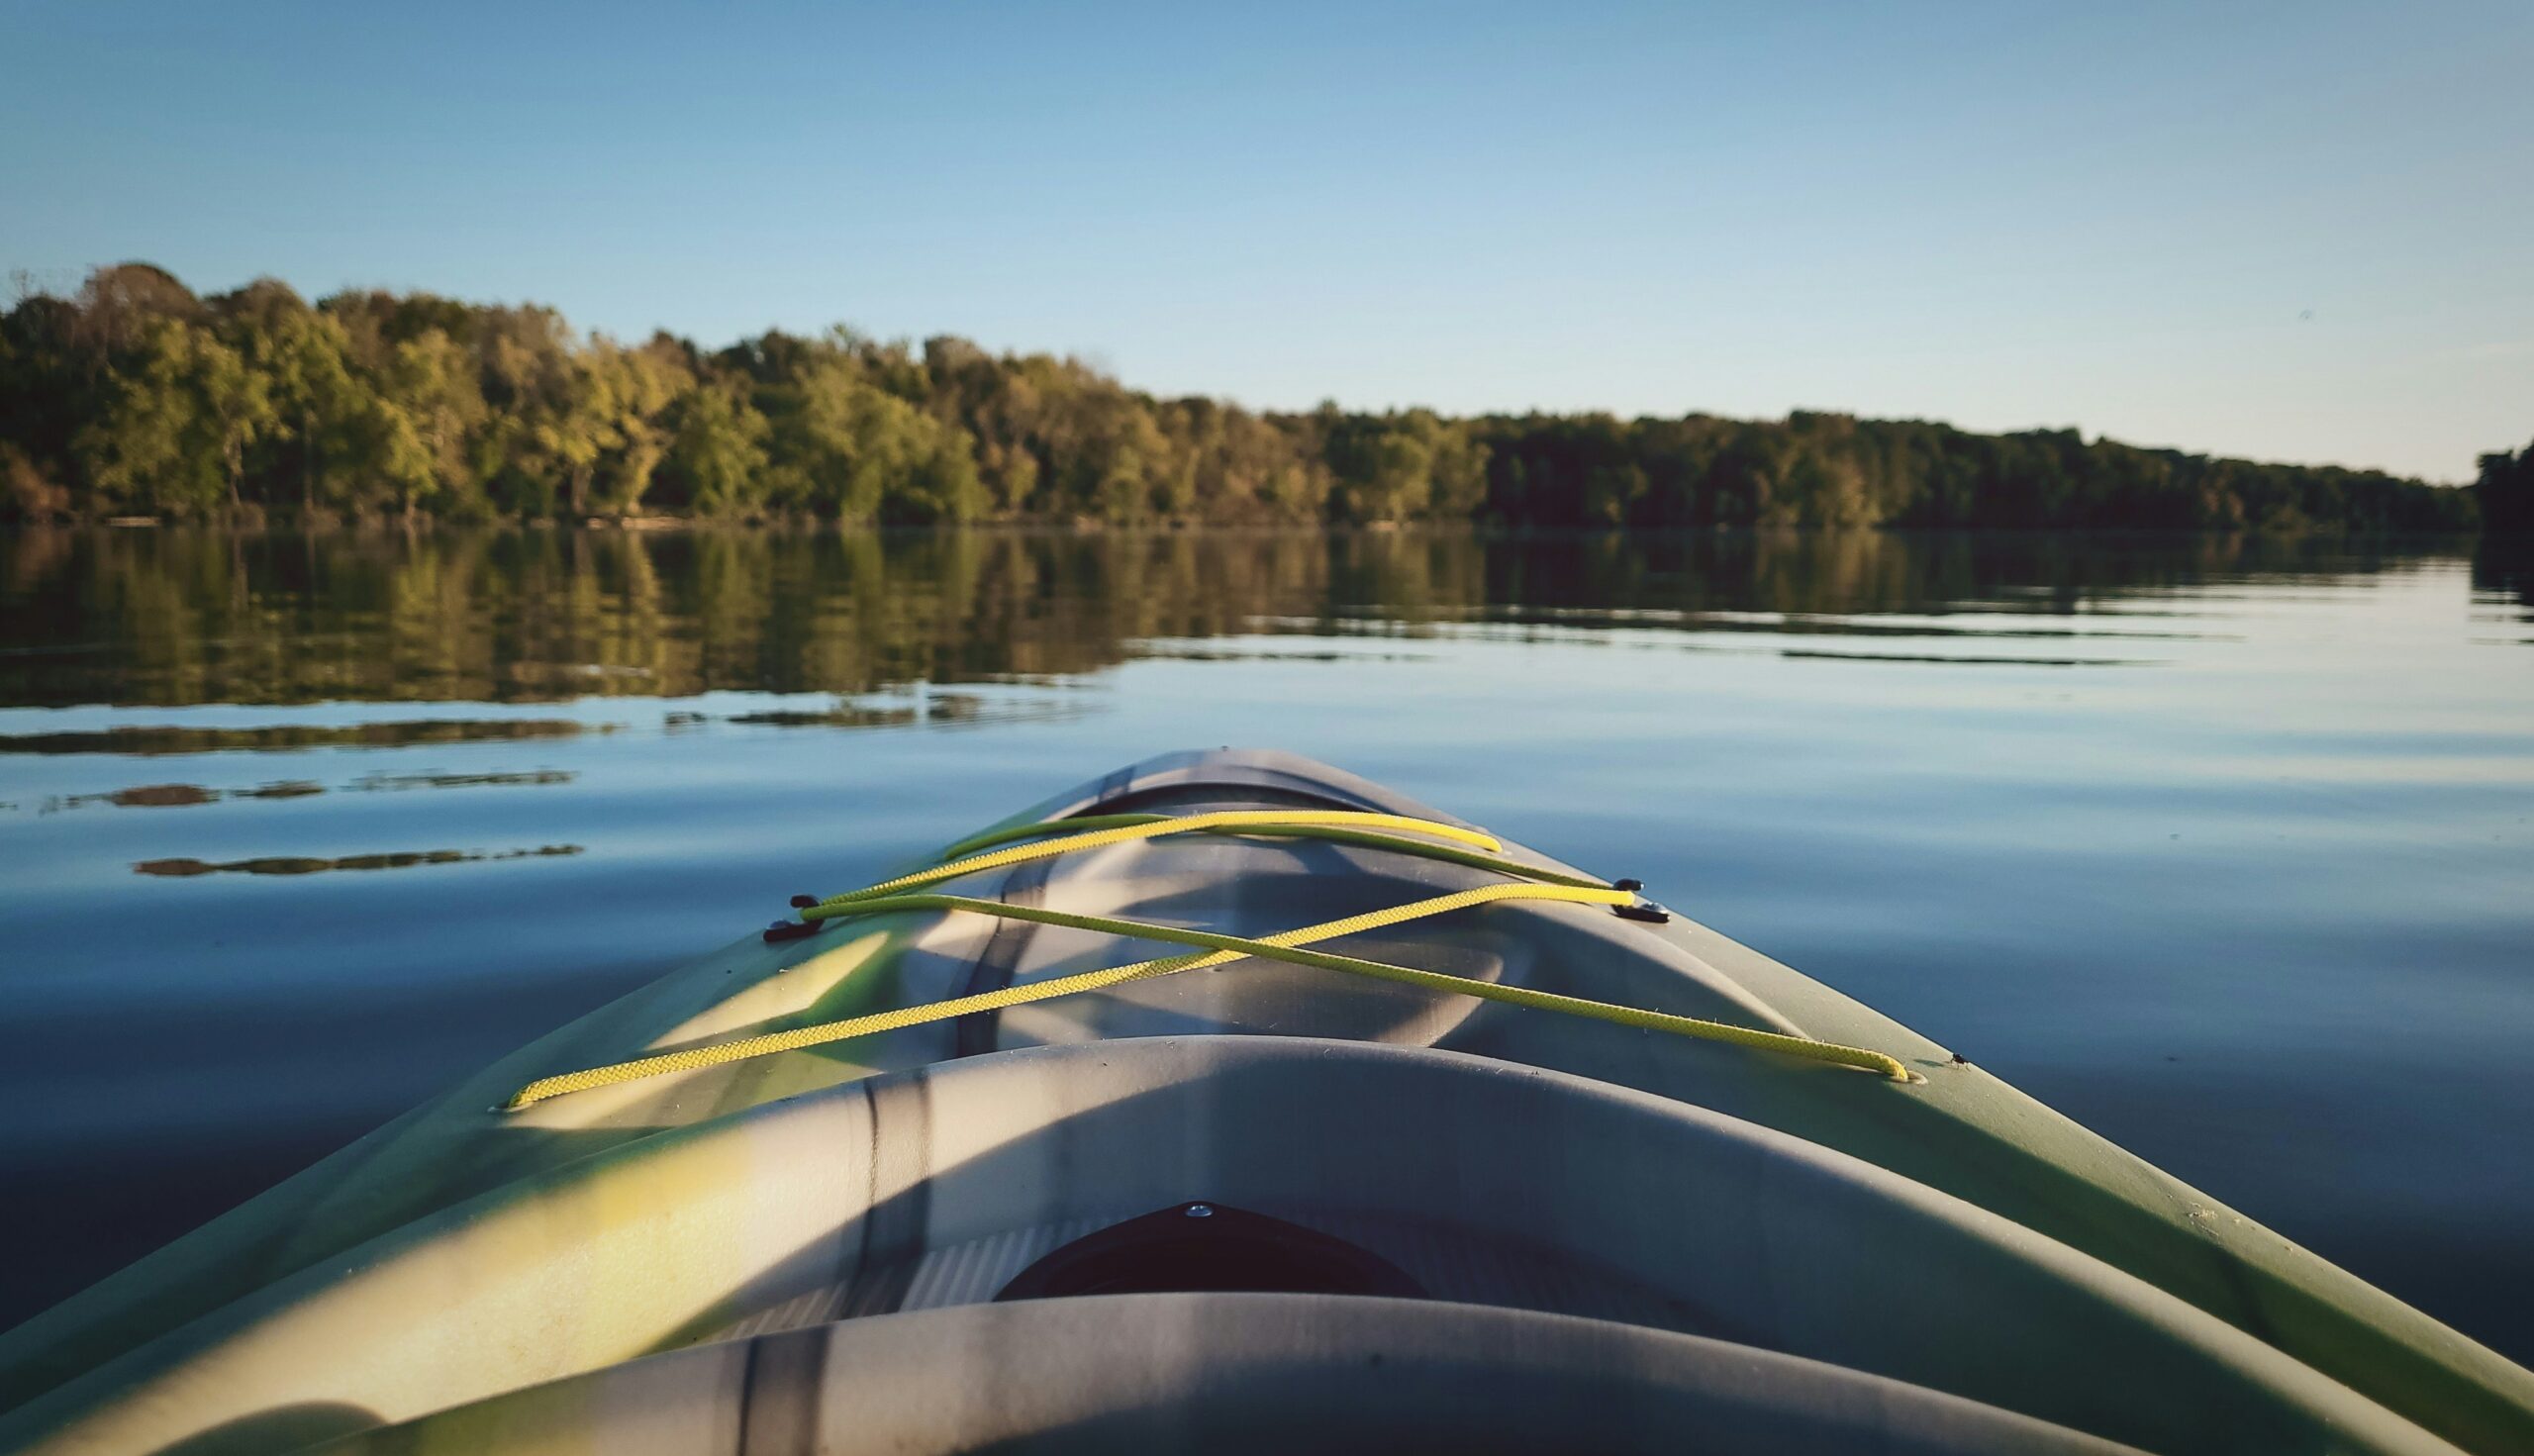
[40,772,573,815]
[0,527,2475,713]
[1773,648,2158,667]
[0,719,597,756]
[722,693,1082,730]
[350,770,574,793]
[2474,538,2534,630]
[133,844,585,877]
[75,783,228,809]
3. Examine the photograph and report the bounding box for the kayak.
[2,748,2528,1455]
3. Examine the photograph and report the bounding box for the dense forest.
[0,263,2496,533]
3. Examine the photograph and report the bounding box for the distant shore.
[13,513,2497,538]
[5,264,2516,535]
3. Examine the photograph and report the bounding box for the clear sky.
[5,1,2527,481]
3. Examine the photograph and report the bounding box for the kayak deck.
[0,749,2526,1455]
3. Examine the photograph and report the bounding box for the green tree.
[528,351,616,519]
[666,380,771,516]
[383,329,484,515]
[1426,419,1491,519]
[72,320,242,517]
[586,340,691,516]
[765,356,983,523]
[197,328,276,511]
[243,299,362,517]
[342,393,436,517]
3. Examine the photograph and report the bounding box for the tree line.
[0,262,2493,533]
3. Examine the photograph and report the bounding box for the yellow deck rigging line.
[808,810,1506,913]
[911,814,1609,898]
[503,855,1910,1110]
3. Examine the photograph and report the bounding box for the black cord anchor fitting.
[1608,878,1672,923]
[762,894,829,943]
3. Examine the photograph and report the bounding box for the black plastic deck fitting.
[762,918,826,944]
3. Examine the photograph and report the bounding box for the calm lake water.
[2,527,2530,1361]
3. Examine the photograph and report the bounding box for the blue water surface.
[2,527,2528,1361]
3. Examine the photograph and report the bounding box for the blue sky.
[5,1,2527,480]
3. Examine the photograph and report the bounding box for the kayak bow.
[1,749,2526,1455]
